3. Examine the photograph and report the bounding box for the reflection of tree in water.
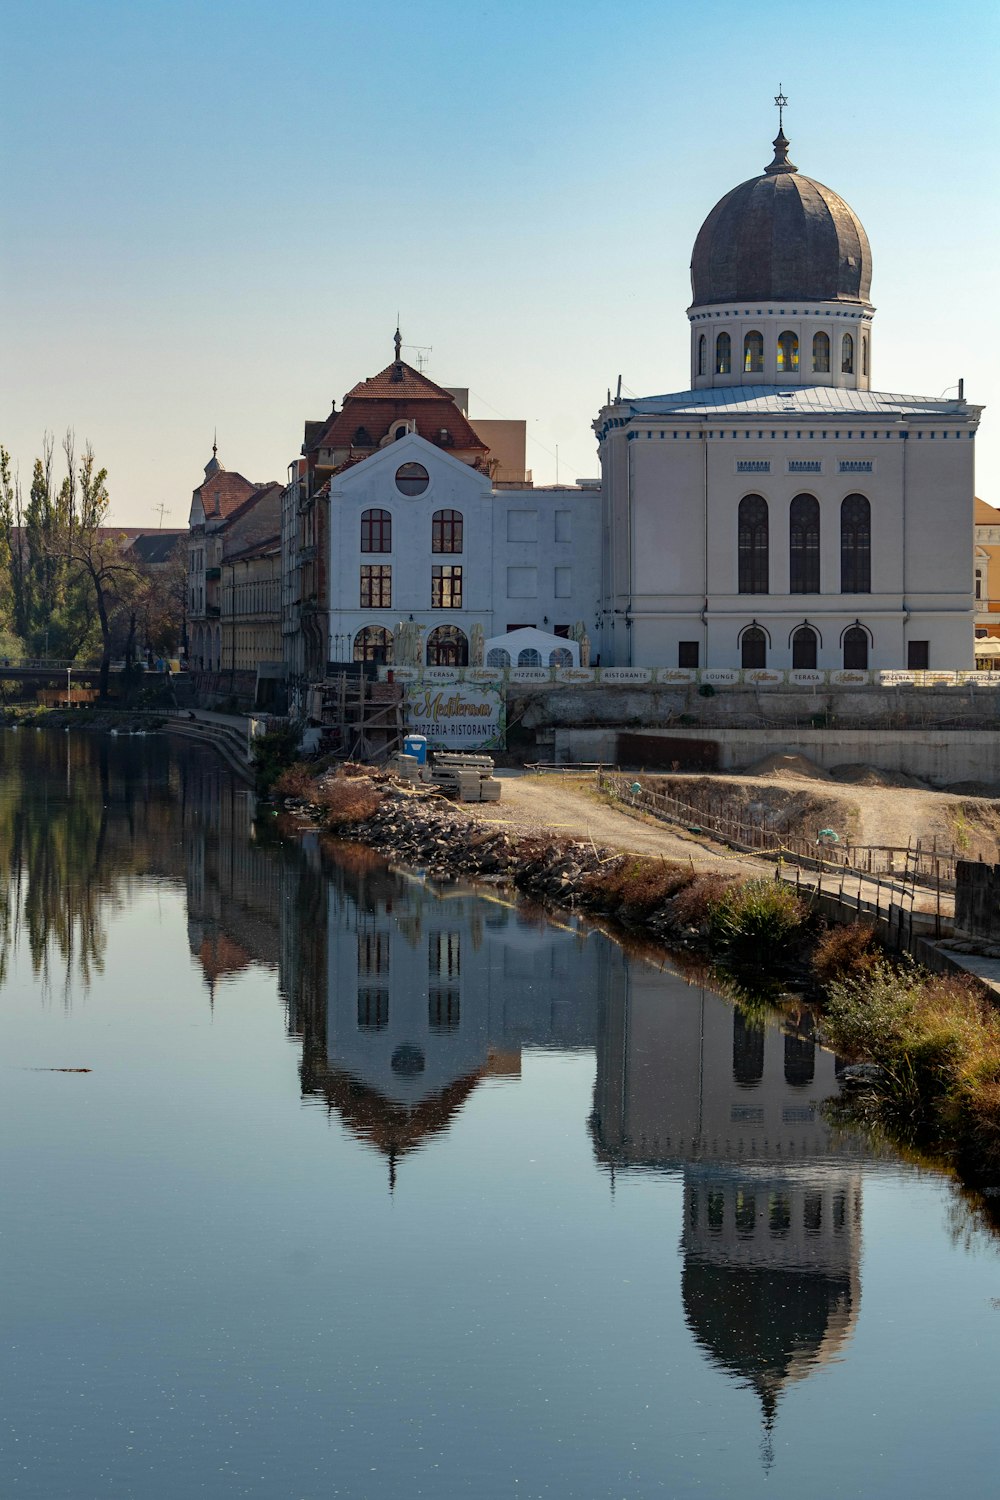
[0,729,180,994]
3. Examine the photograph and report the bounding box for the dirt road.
[460,770,771,874]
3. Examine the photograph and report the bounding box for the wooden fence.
[597,769,958,897]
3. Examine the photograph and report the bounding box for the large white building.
[594,119,983,672]
[327,432,600,668]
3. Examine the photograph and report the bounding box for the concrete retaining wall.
[551,726,1000,786]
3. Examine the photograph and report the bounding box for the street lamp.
[66,666,71,710]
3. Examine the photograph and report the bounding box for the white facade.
[327,434,600,667]
[594,133,983,672]
[596,386,981,671]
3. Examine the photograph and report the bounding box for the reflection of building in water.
[295,854,598,1170]
[178,755,282,992]
[591,952,866,1443]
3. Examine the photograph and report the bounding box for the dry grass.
[812,921,882,984]
[583,857,695,922]
[274,763,319,799]
[316,775,381,829]
[668,872,736,930]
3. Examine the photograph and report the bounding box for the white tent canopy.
[483,627,580,669]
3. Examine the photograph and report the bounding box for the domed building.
[595,109,983,673]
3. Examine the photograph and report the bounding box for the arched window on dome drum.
[792,626,818,670]
[738,495,769,593]
[698,335,706,376]
[354,626,393,665]
[744,331,764,374]
[776,330,799,372]
[715,332,731,376]
[841,494,871,593]
[812,331,830,373]
[432,509,463,554]
[426,625,468,667]
[361,508,391,553]
[741,625,767,669]
[842,332,854,374]
[789,494,820,593]
[843,625,869,670]
[862,335,868,377]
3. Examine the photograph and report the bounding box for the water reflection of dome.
[682,1257,857,1430]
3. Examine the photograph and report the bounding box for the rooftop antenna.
[153,502,170,529]
[402,340,433,373]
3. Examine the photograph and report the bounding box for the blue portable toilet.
[403,734,428,766]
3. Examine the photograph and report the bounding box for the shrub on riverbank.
[707,877,808,958]
[812,920,881,983]
[824,959,1000,1173]
[252,724,302,795]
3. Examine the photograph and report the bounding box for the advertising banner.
[403,680,505,750]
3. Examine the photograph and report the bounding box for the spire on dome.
[765,86,797,174]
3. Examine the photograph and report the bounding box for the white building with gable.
[327,432,600,668]
[594,117,983,672]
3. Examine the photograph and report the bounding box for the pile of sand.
[830,763,929,790]
[744,753,833,782]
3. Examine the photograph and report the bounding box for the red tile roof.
[192,469,258,520]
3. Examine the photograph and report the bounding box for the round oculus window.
[395,461,429,496]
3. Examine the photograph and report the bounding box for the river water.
[1,730,998,1499]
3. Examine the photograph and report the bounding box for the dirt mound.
[744,753,833,782]
[830,763,929,790]
[944,781,1000,799]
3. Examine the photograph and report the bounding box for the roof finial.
[765,86,797,175]
[394,322,402,363]
[212,427,217,458]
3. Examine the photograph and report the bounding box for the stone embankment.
[330,785,631,912]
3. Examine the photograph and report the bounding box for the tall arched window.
[744,331,764,373]
[841,332,854,374]
[738,495,769,593]
[354,625,393,664]
[777,330,799,371]
[698,334,706,375]
[432,509,463,554]
[862,334,868,377]
[792,625,818,670]
[841,494,871,592]
[733,1010,764,1088]
[843,625,869,670]
[741,625,767,668]
[789,494,820,593]
[812,331,830,373]
[715,332,731,375]
[426,625,468,667]
[361,508,391,552]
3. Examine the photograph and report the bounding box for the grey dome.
[690,133,872,307]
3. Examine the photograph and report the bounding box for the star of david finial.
[774,86,788,132]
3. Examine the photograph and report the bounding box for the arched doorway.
[353,626,393,665]
[792,626,818,670]
[741,625,767,669]
[426,625,468,667]
[843,625,869,670]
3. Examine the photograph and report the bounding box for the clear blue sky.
[2,0,998,524]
